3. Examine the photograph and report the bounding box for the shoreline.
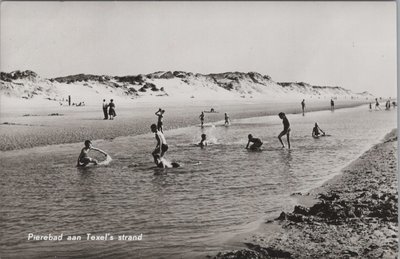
[213,128,398,258]
[0,100,368,151]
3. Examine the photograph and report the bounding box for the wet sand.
[213,129,398,258]
[0,99,367,151]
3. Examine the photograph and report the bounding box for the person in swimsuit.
[77,140,108,167]
[198,133,208,148]
[330,99,335,111]
[312,123,325,137]
[153,154,180,168]
[224,113,230,125]
[199,112,205,127]
[246,134,263,151]
[278,112,291,149]
[151,124,168,164]
[155,108,165,132]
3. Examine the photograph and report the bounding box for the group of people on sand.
[102,99,117,120]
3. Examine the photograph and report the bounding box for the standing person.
[224,113,230,126]
[369,103,372,110]
[330,99,335,111]
[301,99,305,115]
[151,124,168,164]
[199,112,205,127]
[102,99,108,120]
[246,134,263,151]
[155,108,165,132]
[108,99,116,120]
[278,112,291,149]
[375,98,381,110]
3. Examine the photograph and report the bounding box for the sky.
[1,1,397,97]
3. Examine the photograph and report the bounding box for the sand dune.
[1,70,374,108]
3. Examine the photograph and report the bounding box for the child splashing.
[246,134,263,151]
[77,140,109,167]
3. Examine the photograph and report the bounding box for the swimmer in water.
[153,154,180,168]
[246,134,263,151]
[198,133,208,148]
[312,122,325,137]
[77,140,108,167]
[278,112,291,149]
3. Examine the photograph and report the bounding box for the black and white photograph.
[0,1,397,258]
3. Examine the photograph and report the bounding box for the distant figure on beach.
[151,124,168,165]
[312,123,325,137]
[330,99,335,111]
[210,108,215,113]
[198,133,208,148]
[375,98,381,110]
[155,108,165,132]
[278,112,291,149]
[199,112,205,127]
[108,99,116,119]
[301,99,305,115]
[385,100,391,110]
[224,113,230,126]
[77,140,108,167]
[246,134,263,151]
[369,103,372,110]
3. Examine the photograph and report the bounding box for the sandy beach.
[1,2,397,258]
[0,99,368,151]
[213,129,398,258]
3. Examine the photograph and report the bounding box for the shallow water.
[0,106,396,258]
[0,100,367,150]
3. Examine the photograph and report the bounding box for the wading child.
[77,140,108,167]
[224,113,230,125]
[246,134,263,151]
[151,124,168,164]
[199,112,205,127]
[278,112,291,149]
[312,122,325,137]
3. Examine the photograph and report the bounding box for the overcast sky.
[1,1,396,97]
